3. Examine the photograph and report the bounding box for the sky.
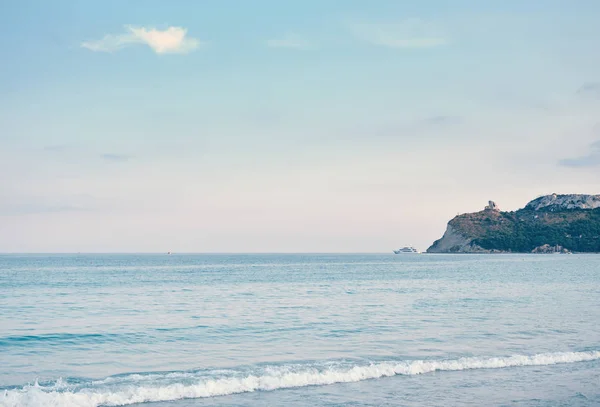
[1,0,600,253]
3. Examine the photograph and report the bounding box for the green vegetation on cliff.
[428,194,600,253]
[454,208,600,252]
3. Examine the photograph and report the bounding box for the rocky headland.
[427,194,600,253]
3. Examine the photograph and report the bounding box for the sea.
[1,253,599,407]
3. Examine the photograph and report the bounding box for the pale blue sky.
[1,0,600,252]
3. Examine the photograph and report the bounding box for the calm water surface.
[1,254,599,406]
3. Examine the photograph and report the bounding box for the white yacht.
[393,246,420,254]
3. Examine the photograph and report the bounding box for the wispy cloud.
[0,199,93,216]
[266,33,312,49]
[576,82,600,99]
[0,193,101,216]
[43,144,70,152]
[102,153,131,162]
[350,19,447,48]
[81,26,202,54]
[559,140,600,168]
[0,204,91,216]
[422,115,462,126]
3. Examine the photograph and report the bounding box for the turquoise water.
[1,254,599,406]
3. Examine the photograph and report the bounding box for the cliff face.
[428,225,474,253]
[427,194,600,253]
[428,224,506,253]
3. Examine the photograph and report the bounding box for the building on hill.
[484,201,500,211]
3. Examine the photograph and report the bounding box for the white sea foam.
[2,350,599,407]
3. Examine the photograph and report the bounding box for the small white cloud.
[81,26,202,54]
[266,34,311,49]
[350,19,447,49]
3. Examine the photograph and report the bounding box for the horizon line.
[0,251,397,255]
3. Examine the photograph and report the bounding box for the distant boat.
[394,246,420,254]
[167,251,172,255]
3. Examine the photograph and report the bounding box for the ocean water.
[1,254,599,407]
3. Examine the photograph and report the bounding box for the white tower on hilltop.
[484,201,500,211]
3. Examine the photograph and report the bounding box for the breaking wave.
[2,350,599,407]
